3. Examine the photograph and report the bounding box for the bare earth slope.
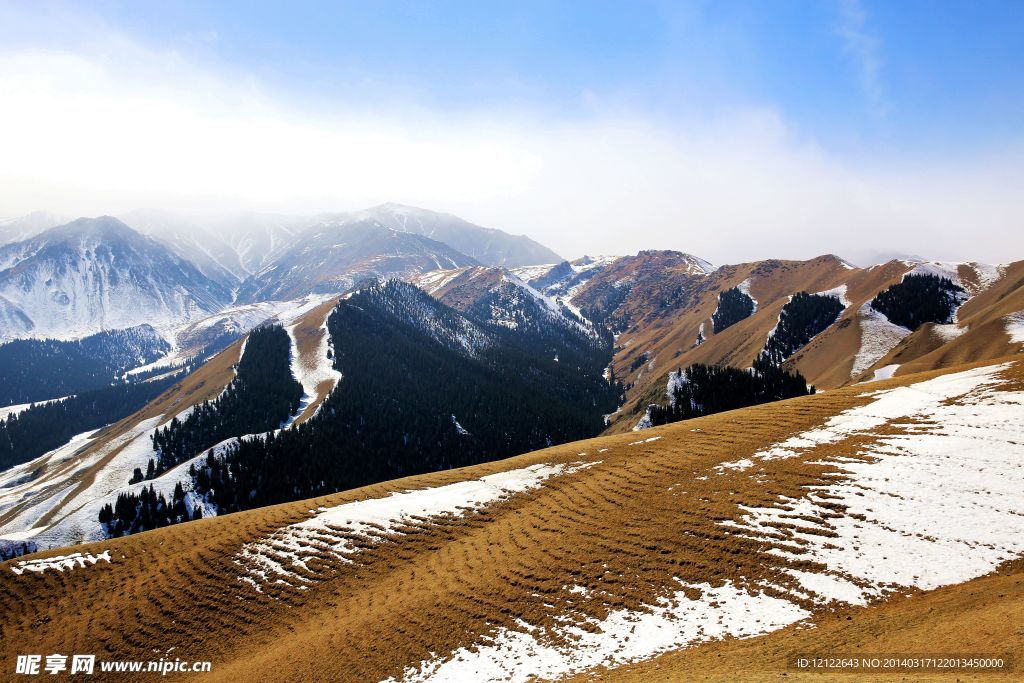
[2,356,1022,681]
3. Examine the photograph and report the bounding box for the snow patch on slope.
[391,580,807,683]
[631,408,654,432]
[0,395,72,421]
[931,323,965,342]
[813,283,849,307]
[282,313,342,428]
[1005,312,1024,345]
[508,263,558,283]
[736,278,758,312]
[723,363,1024,601]
[234,462,594,593]
[729,364,1007,467]
[851,303,910,378]
[901,260,1003,296]
[451,415,471,436]
[10,550,111,575]
[869,364,900,382]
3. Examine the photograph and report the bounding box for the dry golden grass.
[1,357,1022,681]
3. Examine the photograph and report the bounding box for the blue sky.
[0,0,1022,262]
[17,0,1021,150]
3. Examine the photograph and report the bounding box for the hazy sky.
[0,0,1022,264]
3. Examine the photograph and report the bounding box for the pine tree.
[870,274,965,330]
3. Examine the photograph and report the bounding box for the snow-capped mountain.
[512,254,623,299]
[315,203,563,268]
[119,209,246,289]
[205,212,307,276]
[0,211,67,246]
[413,265,599,344]
[0,217,233,341]
[120,209,306,287]
[234,218,480,302]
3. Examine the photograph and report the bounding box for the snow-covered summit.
[0,217,232,341]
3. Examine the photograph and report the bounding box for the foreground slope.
[2,356,1022,681]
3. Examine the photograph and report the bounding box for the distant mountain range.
[0,204,563,341]
[318,203,563,268]
[0,211,67,246]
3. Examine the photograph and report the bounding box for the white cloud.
[0,31,1022,265]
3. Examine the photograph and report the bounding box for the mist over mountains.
[0,204,562,342]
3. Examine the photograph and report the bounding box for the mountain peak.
[42,216,142,243]
[633,249,714,275]
[0,216,231,341]
[311,205,562,269]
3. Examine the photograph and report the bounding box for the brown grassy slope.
[425,265,503,309]
[602,253,860,430]
[600,255,879,432]
[791,261,1024,386]
[607,259,1024,434]
[890,264,1024,378]
[785,260,913,388]
[2,357,1021,682]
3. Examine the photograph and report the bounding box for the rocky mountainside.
[413,265,599,343]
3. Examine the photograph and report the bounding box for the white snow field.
[390,581,807,683]
[392,363,1024,682]
[1006,312,1024,345]
[869,363,900,382]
